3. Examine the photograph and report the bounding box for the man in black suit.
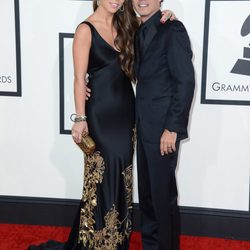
[133,0,195,249]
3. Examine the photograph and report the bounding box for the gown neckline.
[84,21,120,53]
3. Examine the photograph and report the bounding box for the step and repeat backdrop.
[0,0,21,96]
[1,0,250,212]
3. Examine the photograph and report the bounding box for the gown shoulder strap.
[78,21,96,34]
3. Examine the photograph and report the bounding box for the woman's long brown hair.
[93,0,139,82]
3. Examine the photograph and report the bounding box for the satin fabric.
[28,21,135,250]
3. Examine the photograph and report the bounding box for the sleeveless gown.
[28,21,135,250]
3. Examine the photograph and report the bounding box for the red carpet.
[0,224,250,250]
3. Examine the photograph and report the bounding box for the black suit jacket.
[135,19,195,143]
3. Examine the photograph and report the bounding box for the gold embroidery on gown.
[93,205,124,250]
[122,165,133,237]
[78,151,133,249]
[78,151,105,246]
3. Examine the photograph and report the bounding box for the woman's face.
[99,0,125,14]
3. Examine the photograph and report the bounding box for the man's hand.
[160,10,177,24]
[160,129,177,156]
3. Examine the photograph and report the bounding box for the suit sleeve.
[164,21,195,138]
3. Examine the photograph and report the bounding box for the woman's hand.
[85,76,91,100]
[86,86,91,100]
[71,121,88,143]
[160,10,177,24]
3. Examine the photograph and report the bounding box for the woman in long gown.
[28,0,174,248]
[66,0,138,248]
[29,0,138,249]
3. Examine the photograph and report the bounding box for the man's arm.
[160,21,195,155]
[165,21,195,137]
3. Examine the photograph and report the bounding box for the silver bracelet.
[70,114,87,122]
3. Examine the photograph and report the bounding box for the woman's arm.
[71,23,91,143]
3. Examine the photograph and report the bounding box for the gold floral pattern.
[122,165,133,206]
[78,150,133,249]
[93,205,125,250]
[122,164,133,237]
[78,151,105,246]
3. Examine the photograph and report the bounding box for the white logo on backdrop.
[201,0,250,105]
[0,0,21,96]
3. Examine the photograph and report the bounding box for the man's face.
[133,0,161,22]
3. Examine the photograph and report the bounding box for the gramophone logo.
[201,0,250,106]
[231,15,250,76]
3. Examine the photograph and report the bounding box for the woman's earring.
[119,4,124,12]
[97,0,100,6]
